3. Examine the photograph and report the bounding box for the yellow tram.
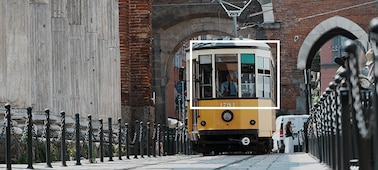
[186,39,277,154]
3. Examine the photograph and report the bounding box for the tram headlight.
[200,121,206,126]
[250,119,256,125]
[222,110,233,122]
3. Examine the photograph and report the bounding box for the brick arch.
[297,16,368,69]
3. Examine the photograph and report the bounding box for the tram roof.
[191,39,271,50]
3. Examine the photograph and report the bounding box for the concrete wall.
[0,0,121,122]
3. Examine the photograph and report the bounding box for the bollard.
[75,113,81,165]
[99,118,104,162]
[140,121,144,158]
[134,120,139,159]
[118,118,122,160]
[27,107,33,169]
[125,123,130,159]
[60,111,67,166]
[44,108,52,168]
[5,103,11,170]
[108,117,113,161]
[88,114,93,163]
[146,122,150,157]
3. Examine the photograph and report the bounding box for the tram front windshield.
[198,53,272,99]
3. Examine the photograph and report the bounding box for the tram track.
[213,155,255,170]
[126,154,257,170]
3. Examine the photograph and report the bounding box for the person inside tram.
[220,73,238,96]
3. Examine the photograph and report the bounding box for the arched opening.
[297,16,368,69]
[297,16,369,113]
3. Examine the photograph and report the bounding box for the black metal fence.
[0,105,191,170]
[305,17,378,170]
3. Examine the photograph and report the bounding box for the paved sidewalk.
[0,152,331,170]
[266,153,331,170]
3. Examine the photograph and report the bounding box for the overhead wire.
[152,1,247,7]
[297,0,378,22]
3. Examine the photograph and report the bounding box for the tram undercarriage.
[192,130,273,155]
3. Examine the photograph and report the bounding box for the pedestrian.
[284,120,294,153]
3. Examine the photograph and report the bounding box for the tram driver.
[220,73,238,96]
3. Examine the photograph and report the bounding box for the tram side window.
[199,55,212,98]
[241,54,256,97]
[256,56,271,98]
[215,54,238,98]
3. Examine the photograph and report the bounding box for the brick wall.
[119,0,152,107]
[121,0,378,116]
[266,0,378,111]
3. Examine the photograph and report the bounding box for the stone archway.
[152,17,236,122]
[151,0,269,123]
[297,16,368,69]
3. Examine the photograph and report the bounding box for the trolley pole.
[217,0,252,38]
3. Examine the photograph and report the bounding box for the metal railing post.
[5,103,11,170]
[118,118,122,160]
[153,123,156,157]
[134,120,139,159]
[88,114,93,163]
[344,40,371,170]
[146,122,150,157]
[340,87,350,170]
[369,17,378,170]
[75,113,81,165]
[60,111,67,166]
[162,124,167,156]
[139,121,144,158]
[125,122,130,159]
[157,123,161,156]
[99,118,104,162]
[108,117,113,161]
[27,107,33,169]
[44,108,52,168]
